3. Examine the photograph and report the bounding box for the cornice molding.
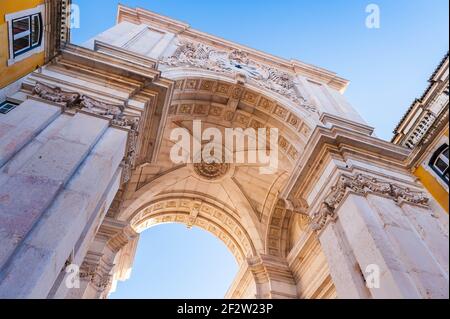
[282,124,411,200]
[60,43,161,82]
[117,5,349,92]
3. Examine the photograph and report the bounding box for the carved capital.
[311,173,430,232]
[79,260,113,293]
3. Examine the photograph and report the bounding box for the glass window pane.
[12,17,30,36]
[31,14,41,45]
[0,103,17,114]
[435,158,448,174]
[443,148,449,160]
[13,35,30,54]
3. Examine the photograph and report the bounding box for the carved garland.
[311,173,430,232]
[162,40,318,114]
[33,82,139,183]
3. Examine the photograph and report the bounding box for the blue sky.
[70,0,449,298]
[110,224,238,299]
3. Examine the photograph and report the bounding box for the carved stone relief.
[311,173,430,232]
[33,82,139,183]
[162,40,318,113]
[194,162,230,180]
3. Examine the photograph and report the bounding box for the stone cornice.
[117,5,349,92]
[59,43,161,82]
[311,173,429,232]
[407,107,449,170]
[282,123,411,200]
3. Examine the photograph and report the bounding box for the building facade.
[0,5,448,299]
[393,54,449,213]
[0,0,70,101]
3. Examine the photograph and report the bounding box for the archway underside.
[106,73,326,299]
[129,196,258,265]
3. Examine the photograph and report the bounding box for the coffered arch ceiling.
[117,164,266,253]
[115,69,320,259]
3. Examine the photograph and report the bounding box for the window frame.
[0,101,19,115]
[429,144,449,185]
[5,5,45,66]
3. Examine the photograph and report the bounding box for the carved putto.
[33,82,80,108]
[33,82,137,130]
[311,173,430,232]
[79,95,124,117]
[162,40,318,114]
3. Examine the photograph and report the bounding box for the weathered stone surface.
[0,113,109,273]
[0,6,447,301]
[0,127,127,298]
[0,100,61,168]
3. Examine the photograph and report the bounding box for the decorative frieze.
[311,173,430,231]
[162,40,318,114]
[79,94,124,117]
[33,82,139,184]
[33,82,80,108]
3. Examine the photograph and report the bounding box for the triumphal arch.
[0,5,448,299]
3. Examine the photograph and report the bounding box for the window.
[0,101,18,115]
[430,144,449,184]
[11,13,43,58]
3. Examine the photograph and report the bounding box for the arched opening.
[103,70,320,299]
[110,223,238,299]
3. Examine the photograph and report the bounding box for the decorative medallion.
[194,162,230,180]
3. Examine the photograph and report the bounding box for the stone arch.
[129,195,258,265]
[264,199,294,258]
[116,164,266,255]
[161,71,317,166]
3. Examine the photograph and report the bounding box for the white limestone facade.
[0,5,448,299]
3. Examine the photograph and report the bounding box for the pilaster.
[65,218,138,299]
[248,254,298,299]
[284,116,449,299]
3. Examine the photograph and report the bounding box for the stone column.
[318,221,371,299]
[0,99,129,298]
[64,218,138,299]
[311,173,449,299]
[284,115,449,299]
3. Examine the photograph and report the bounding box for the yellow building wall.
[414,128,449,213]
[0,0,45,88]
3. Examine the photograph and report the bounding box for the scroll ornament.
[311,174,430,232]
